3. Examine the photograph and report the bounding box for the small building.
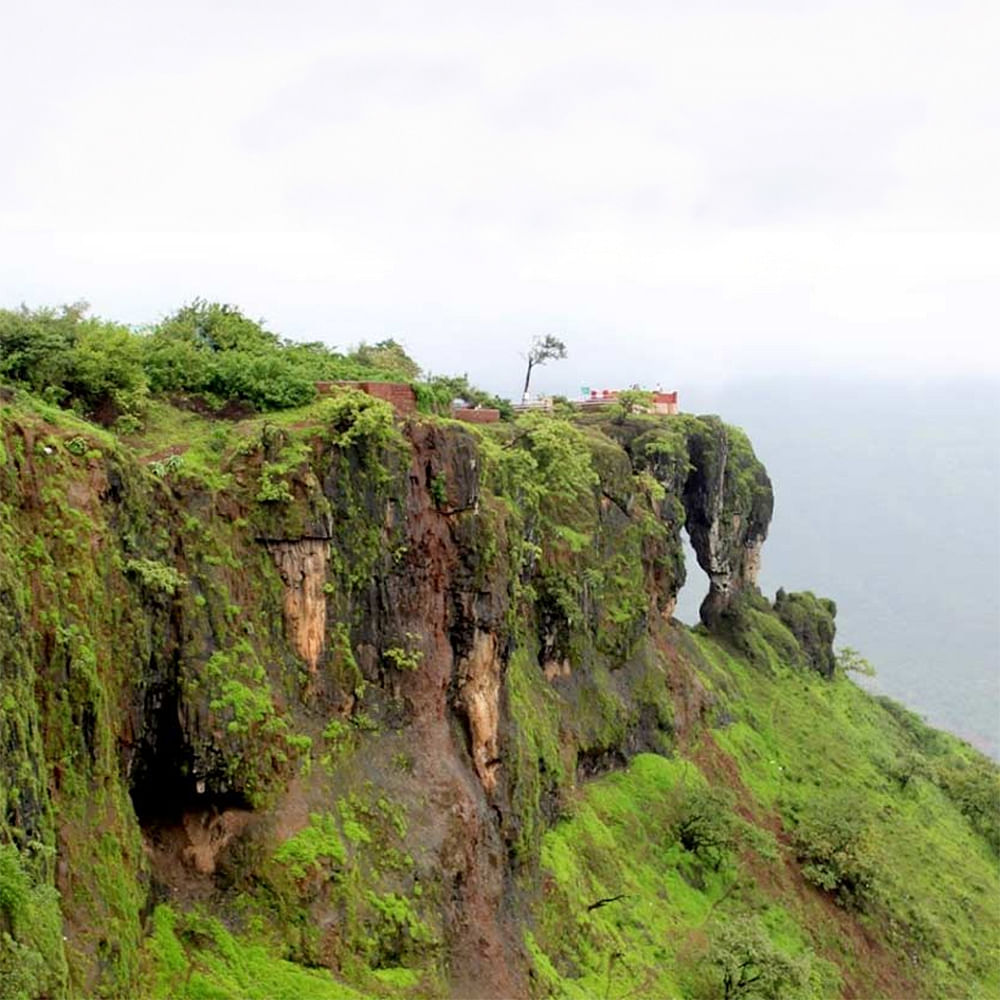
[510,397,554,413]
[651,391,679,415]
[577,388,679,415]
[451,407,501,424]
[316,381,417,415]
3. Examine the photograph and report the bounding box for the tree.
[835,646,876,677]
[348,339,421,381]
[521,335,567,399]
[154,299,280,354]
[0,303,149,420]
[0,303,86,398]
[704,917,810,1000]
[670,783,736,870]
[613,388,654,422]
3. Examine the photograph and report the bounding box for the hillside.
[1,374,997,999]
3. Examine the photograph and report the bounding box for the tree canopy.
[0,300,425,424]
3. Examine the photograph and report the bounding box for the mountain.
[1,386,997,999]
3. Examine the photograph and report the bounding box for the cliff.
[0,390,996,1000]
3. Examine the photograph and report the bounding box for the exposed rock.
[455,630,502,793]
[266,539,329,672]
[682,418,774,627]
[774,588,838,677]
[181,808,253,875]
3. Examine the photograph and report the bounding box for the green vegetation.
[521,333,567,399]
[0,300,424,425]
[0,314,996,1000]
[413,373,512,419]
[612,387,654,421]
[142,905,366,1000]
[790,794,882,911]
[702,916,812,1000]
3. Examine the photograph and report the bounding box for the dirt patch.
[141,444,190,464]
[143,808,254,898]
[659,633,714,745]
[168,394,256,421]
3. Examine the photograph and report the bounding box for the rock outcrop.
[681,417,774,627]
[266,539,329,673]
[774,588,838,677]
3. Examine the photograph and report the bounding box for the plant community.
[0,301,996,999]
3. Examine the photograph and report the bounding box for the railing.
[511,398,555,412]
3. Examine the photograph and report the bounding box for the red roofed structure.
[577,388,679,415]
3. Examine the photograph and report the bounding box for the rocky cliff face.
[0,394,840,998]
[680,418,774,626]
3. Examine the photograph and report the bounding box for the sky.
[1,0,999,397]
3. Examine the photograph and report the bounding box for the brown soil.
[142,807,254,901]
[141,443,190,463]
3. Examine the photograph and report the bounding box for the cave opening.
[129,667,250,832]
[129,656,252,888]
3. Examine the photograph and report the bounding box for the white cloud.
[1,0,997,387]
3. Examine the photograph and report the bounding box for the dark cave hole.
[128,668,249,833]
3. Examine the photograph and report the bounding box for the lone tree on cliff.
[521,334,567,400]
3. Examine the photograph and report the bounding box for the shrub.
[702,916,810,1000]
[347,338,420,380]
[0,304,148,419]
[790,795,882,910]
[613,388,654,421]
[932,756,1000,854]
[124,558,187,596]
[670,782,737,870]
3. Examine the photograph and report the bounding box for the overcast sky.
[2,0,997,396]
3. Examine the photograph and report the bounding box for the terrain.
[0,304,998,1000]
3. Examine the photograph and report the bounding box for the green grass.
[528,753,833,998]
[142,905,366,1000]
[526,627,1000,999]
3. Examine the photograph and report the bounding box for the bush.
[124,558,187,596]
[347,338,420,380]
[0,304,148,419]
[701,916,810,1000]
[670,782,737,870]
[790,795,882,910]
[932,756,1000,854]
[416,372,511,418]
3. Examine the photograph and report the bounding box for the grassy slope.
[527,626,1000,999]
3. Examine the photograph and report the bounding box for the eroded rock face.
[455,630,502,794]
[349,422,522,997]
[181,808,253,875]
[682,418,774,626]
[266,539,329,672]
[625,415,773,631]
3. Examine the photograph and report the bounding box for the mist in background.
[674,376,1000,758]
